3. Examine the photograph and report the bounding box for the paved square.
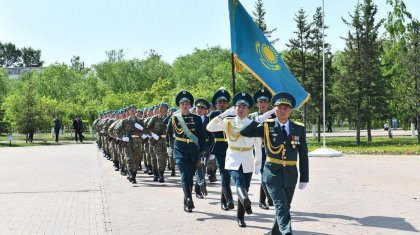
[0,144,418,234]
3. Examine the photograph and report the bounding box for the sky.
[0,0,419,67]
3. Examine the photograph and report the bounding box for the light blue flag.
[228,0,310,109]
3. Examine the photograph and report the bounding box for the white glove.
[219,107,236,118]
[151,132,159,140]
[134,123,144,130]
[122,136,129,142]
[298,182,308,190]
[254,167,260,175]
[208,154,215,161]
[166,147,173,156]
[141,134,147,139]
[255,108,277,123]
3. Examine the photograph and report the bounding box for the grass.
[0,132,95,148]
[1,133,419,155]
[308,136,420,155]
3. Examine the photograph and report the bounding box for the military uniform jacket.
[208,110,228,156]
[207,116,262,173]
[240,119,309,187]
[145,114,167,144]
[166,113,207,162]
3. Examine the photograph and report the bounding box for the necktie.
[282,125,288,138]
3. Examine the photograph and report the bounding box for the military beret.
[271,92,296,108]
[194,98,210,109]
[233,92,253,107]
[175,90,194,105]
[212,88,231,105]
[253,87,272,103]
[159,102,169,109]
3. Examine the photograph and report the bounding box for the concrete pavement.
[0,143,419,234]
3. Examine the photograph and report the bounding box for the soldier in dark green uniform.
[249,88,274,210]
[240,92,309,235]
[208,88,234,211]
[193,98,212,199]
[166,91,207,212]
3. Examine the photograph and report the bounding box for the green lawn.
[308,136,420,155]
[1,133,419,154]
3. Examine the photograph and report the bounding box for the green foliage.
[308,136,420,154]
[21,47,43,67]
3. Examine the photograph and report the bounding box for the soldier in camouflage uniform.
[163,107,178,176]
[146,105,160,181]
[146,102,169,183]
[143,108,154,175]
[108,111,120,171]
[136,109,145,171]
[115,105,144,184]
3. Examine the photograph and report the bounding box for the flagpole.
[308,0,342,157]
[231,53,236,95]
[322,0,326,148]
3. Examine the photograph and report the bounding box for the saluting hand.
[219,107,236,118]
[255,107,277,123]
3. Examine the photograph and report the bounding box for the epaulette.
[264,118,275,122]
[292,120,304,126]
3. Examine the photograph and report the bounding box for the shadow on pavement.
[293,211,419,233]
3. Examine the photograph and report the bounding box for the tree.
[21,47,43,67]
[383,0,419,143]
[285,8,311,127]
[2,72,46,140]
[70,55,85,71]
[0,42,21,67]
[307,7,334,142]
[339,0,387,145]
[252,0,279,44]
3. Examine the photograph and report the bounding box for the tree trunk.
[367,120,372,142]
[356,107,361,145]
[303,105,307,128]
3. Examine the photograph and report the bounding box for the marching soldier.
[240,92,309,235]
[166,91,207,212]
[163,107,178,176]
[146,102,169,183]
[143,108,154,175]
[249,88,274,210]
[193,98,212,199]
[208,88,234,211]
[207,92,262,227]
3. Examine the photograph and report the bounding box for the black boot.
[127,170,133,182]
[200,182,208,196]
[171,168,175,176]
[153,169,159,181]
[209,170,217,182]
[138,163,142,170]
[147,165,153,175]
[143,164,149,174]
[237,198,246,227]
[225,189,235,209]
[237,187,252,214]
[120,165,125,175]
[259,184,269,210]
[158,170,165,183]
[113,161,119,171]
[131,171,137,184]
[221,190,229,211]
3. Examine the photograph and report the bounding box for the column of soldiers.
[92,87,309,233]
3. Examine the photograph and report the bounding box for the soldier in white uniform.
[207,92,262,228]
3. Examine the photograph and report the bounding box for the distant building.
[7,67,45,79]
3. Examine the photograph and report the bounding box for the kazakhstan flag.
[229,0,310,109]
